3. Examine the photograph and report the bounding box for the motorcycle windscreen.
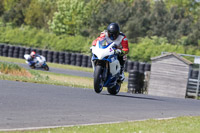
[92,40,115,60]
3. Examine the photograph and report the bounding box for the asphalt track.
[1,80,200,131]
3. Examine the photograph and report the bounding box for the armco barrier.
[0,43,153,94]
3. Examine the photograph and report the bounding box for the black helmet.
[107,23,120,40]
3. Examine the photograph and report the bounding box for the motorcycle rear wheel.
[94,65,104,93]
[107,82,121,95]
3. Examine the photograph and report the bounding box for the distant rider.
[27,51,38,67]
[92,23,129,81]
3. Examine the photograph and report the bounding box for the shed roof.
[151,53,193,65]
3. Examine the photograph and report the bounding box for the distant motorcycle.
[24,54,49,71]
[91,38,122,95]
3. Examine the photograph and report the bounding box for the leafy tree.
[187,18,200,45]
[24,0,57,29]
[2,0,31,26]
[164,7,193,44]
[89,1,130,36]
[148,0,169,37]
[79,0,101,36]
[2,0,19,11]
[124,0,151,42]
[0,0,4,16]
[49,0,89,35]
[147,1,194,44]
[165,0,200,21]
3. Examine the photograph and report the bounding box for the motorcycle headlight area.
[93,54,98,58]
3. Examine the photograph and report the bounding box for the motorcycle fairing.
[92,54,117,63]
[24,54,47,68]
[103,74,117,87]
[92,39,115,60]
[91,38,121,89]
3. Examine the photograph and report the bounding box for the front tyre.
[107,83,121,95]
[43,65,49,71]
[30,65,36,69]
[94,65,104,93]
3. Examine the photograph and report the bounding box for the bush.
[128,36,199,62]
[0,26,92,53]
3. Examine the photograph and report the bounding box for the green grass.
[0,62,22,71]
[0,56,94,72]
[0,70,93,89]
[0,61,129,92]
[1,116,200,133]
[0,62,32,77]
[0,56,129,76]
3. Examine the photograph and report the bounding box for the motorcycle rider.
[92,23,129,82]
[27,51,38,67]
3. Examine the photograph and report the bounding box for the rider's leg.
[118,55,125,81]
[29,61,35,67]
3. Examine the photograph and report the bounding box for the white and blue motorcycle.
[24,54,49,71]
[91,38,122,95]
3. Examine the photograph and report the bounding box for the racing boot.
[119,66,125,82]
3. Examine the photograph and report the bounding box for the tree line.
[1,0,200,44]
[0,0,200,61]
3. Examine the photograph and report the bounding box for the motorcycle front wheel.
[30,65,36,69]
[107,82,121,95]
[43,64,49,71]
[94,65,104,93]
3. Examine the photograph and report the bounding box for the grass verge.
[0,62,128,92]
[0,56,129,76]
[0,62,31,77]
[0,56,94,72]
[1,116,200,133]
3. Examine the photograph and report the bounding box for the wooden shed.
[148,53,192,98]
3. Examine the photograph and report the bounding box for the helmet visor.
[108,32,119,40]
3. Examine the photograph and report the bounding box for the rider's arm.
[121,36,129,54]
[92,32,106,46]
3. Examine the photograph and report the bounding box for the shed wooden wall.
[148,55,190,98]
